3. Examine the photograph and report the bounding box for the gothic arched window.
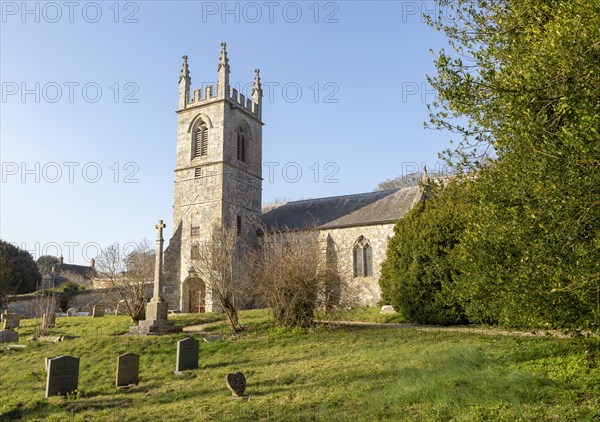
[237,124,247,162]
[353,236,373,278]
[192,122,208,159]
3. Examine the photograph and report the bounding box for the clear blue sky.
[1,1,455,264]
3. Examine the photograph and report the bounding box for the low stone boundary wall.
[3,286,152,318]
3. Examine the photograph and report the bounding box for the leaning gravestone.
[66,308,77,317]
[174,337,199,374]
[116,353,139,387]
[225,372,247,397]
[0,329,19,343]
[45,355,80,397]
[92,305,105,317]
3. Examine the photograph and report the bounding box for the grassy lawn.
[1,309,599,421]
[315,306,406,324]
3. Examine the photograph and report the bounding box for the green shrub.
[380,180,468,325]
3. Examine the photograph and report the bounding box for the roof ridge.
[284,187,404,205]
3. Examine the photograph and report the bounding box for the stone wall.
[3,286,152,318]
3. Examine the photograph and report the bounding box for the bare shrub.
[252,228,351,327]
[36,291,58,336]
[188,225,248,333]
[95,240,153,324]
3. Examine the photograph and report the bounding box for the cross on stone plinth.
[129,219,181,334]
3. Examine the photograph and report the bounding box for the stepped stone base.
[129,319,182,335]
[129,298,182,335]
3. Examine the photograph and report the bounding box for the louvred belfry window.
[237,126,246,162]
[193,123,208,158]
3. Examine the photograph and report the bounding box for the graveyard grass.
[1,310,599,421]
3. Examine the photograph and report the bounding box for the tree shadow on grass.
[1,397,133,420]
[58,397,134,413]
[202,358,252,370]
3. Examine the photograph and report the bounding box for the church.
[161,44,423,312]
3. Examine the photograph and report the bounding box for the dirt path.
[182,320,223,332]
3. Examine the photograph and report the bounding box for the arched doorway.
[182,276,206,313]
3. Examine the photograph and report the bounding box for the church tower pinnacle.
[178,55,191,110]
[217,42,230,99]
[252,68,263,118]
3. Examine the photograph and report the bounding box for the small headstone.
[115,300,126,316]
[380,305,396,314]
[225,372,247,397]
[92,305,104,317]
[45,355,80,397]
[66,308,77,317]
[0,329,19,343]
[1,311,19,329]
[204,335,222,343]
[43,312,56,328]
[116,353,139,387]
[174,337,199,374]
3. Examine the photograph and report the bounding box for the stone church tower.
[162,43,263,312]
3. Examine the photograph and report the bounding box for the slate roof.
[58,263,94,278]
[260,186,422,231]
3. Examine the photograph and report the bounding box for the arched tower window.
[192,122,208,159]
[237,124,247,162]
[353,236,373,278]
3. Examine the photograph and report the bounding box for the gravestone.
[1,310,20,329]
[174,337,199,374]
[380,305,396,314]
[0,329,19,343]
[43,312,56,328]
[225,372,247,397]
[66,308,77,317]
[116,353,140,387]
[45,355,80,397]
[115,300,126,316]
[92,305,105,317]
